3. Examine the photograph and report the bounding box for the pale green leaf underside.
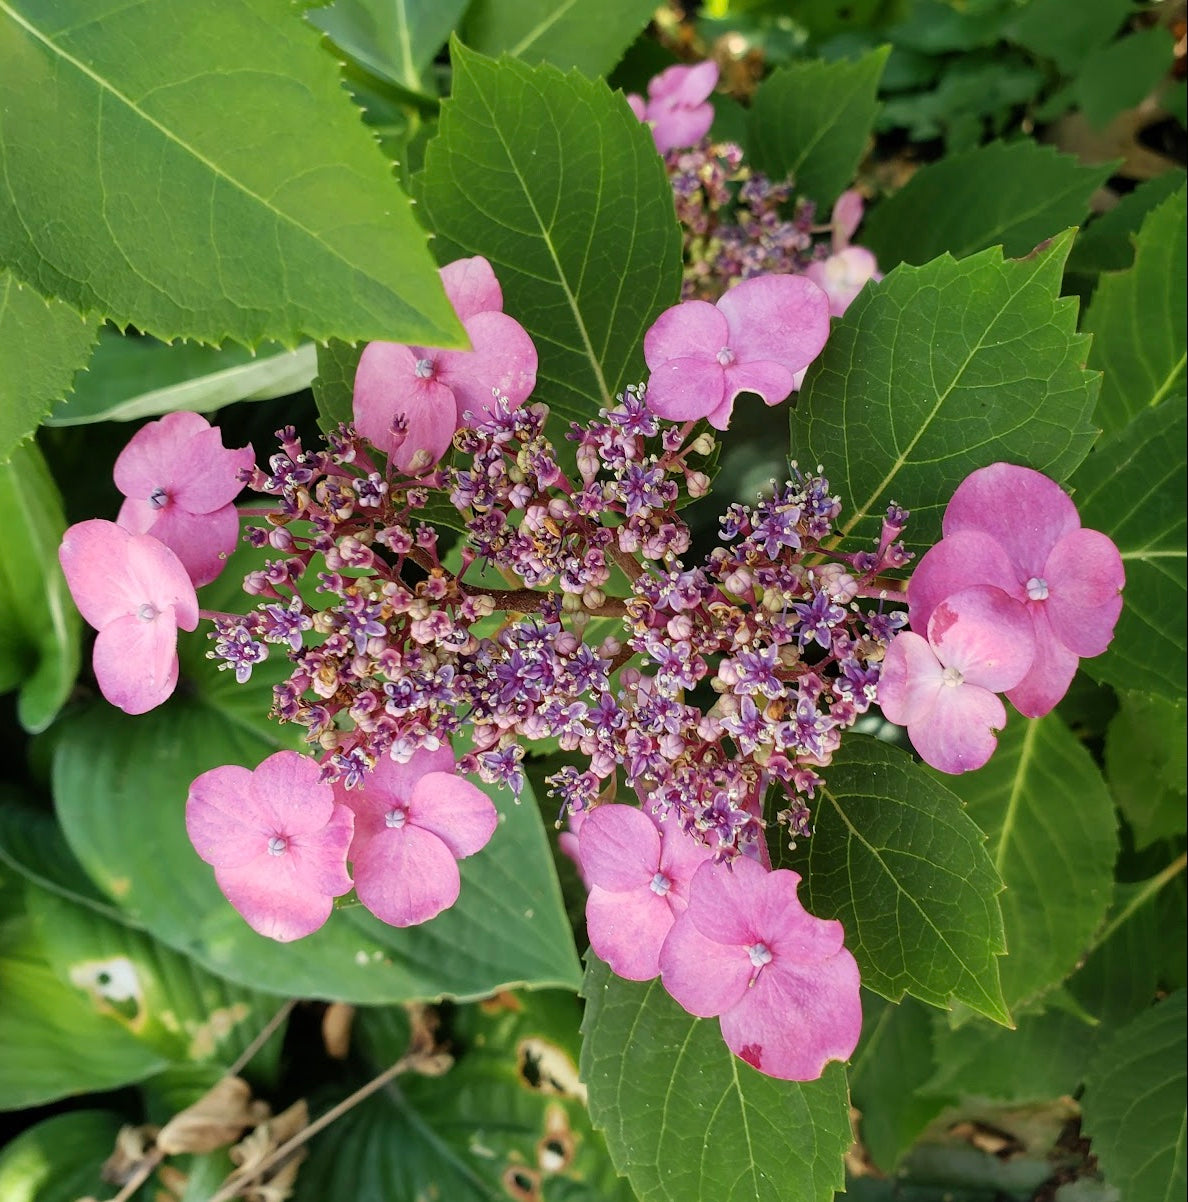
[0,0,461,348]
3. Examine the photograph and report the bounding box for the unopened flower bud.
[685,471,711,497]
[691,432,716,456]
[583,587,606,611]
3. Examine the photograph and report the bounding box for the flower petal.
[440,255,503,321]
[586,885,675,980]
[112,411,211,500]
[353,824,461,927]
[908,530,1021,635]
[927,586,1035,692]
[646,357,727,422]
[578,804,662,891]
[722,359,796,407]
[214,853,335,943]
[911,679,1006,774]
[439,310,538,422]
[92,611,180,714]
[659,910,751,1016]
[124,500,241,588]
[683,857,761,945]
[167,425,254,514]
[644,300,728,368]
[1006,607,1082,718]
[250,751,338,836]
[1043,528,1125,656]
[408,771,498,859]
[878,631,945,726]
[717,275,831,377]
[186,765,264,868]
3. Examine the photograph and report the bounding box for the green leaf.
[461,0,658,77]
[0,270,98,462]
[931,713,1118,1013]
[1067,170,1187,276]
[1071,401,1187,698]
[416,41,683,422]
[783,737,1010,1025]
[748,47,889,211]
[44,328,317,427]
[0,440,81,733]
[0,1110,124,1202]
[792,229,1099,554]
[1005,0,1133,74]
[850,993,947,1172]
[1105,691,1188,848]
[1084,185,1187,439]
[862,142,1114,272]
[1075,28,1176,131]
[0,0,462,349]
[580,956,851,1202]
[313,338,363,433]
[1081,988,1187,1202]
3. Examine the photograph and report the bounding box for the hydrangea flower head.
[353,256,537,473]
[114,411,253,587]
[659,857,862,1081]
[58,519,199,714]
[333,744,498,927]
[186,751,355,942]
[908,463,1125,717]
[643,274,830,429]
[879,585,1036,773]
[627,61,719,153]
[577,803,714,980]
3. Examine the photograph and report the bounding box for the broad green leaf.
[1071,401,1187,698]
[308,0,468,93]
[45,328,317,427]
[416,41,683,422]
[313,338,363,433]
[783,737,1009,1024]
[850,993,947,1173]
[1105,691,1188,848]
[580,956,851,1202]
[1081,988,1187,1202]
[1075,28,1175,130]
[0,440,81,733]
[1005,0,1132,73]
[792,229,1099,554]
[0,270,98,462]
[461,0,658,77]
[749,48,889,211]
[0,0,462,349]
[0,1110,123,1202]
[862,142,1114,272]
[1084,185,1187,439]
[932,714,1117,1013]
[297,991,633,1202]
[1067,170,1187,276]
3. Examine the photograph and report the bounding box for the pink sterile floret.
[186,751,355,942]
[114,411,254,588]
[333,744,498,927]
[59,519,199,715]
[879,585,1036,773]
[643,274,831,429]
[659,857,862,1081]
[353,256,538,474]
[627,60,719,153]
[908,463,1125,718]
[803,190,883,318]
[577,803,714,981]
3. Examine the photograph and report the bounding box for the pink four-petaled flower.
[803,189,883,319]
[627,61,719,154]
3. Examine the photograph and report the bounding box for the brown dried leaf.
[321,1001,354,1059]
[101,1124,158,1184]
[156,1077,266,1155]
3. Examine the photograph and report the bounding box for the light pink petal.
[648,60,719,105]
[659,910,751,1016]
[722,359,796,407]
[719,946,862,1080]
[112,411,211,500]
[1043,529,1125,655]
[353,824,460,927]
[717,275,831,377]
[578,804,662,892]
[187,764,270,868]
[683,857,760,945]
[878,631,946,726]
[586,885,674,981]
[656,817,715,902]
[250,752,337,836]
[214,853,335,943]
[291,804,355,897]
[439,256,503,321]
[439,310,538,422]
[649,103,715,153]
[942,463,1080,577]
[408,771,497,859]
[645,300,729,368]
[803,248,881,318]
[92,611,179,714]
[626,92,647,122]
[832,189,866,250]
[167,426,253,514]
[353,340,438,457]
[335,744,457,832]
[1006,608,1081,718]
[754,869,847,963]
[908,530,1021,634]
[646,357,727,422]
[134,502,241,588]
[912,681,1006,774]
[927,586,1035,693]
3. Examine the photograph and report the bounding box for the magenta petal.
[756,870,846,963]
[250,752,336,836]
[408,772,497,859]
[293,804,355,897]
[214,853,334,942]
[187,765,268,868]
[440,256,503,321]
[908,531,1020,634]
[878,631,945,726]
[644,300,728,368]
[353,824,460,927]
[112,411,211,499]
[659,911,752,1016]
[723,359,796,407]
[646,357,727,421]
[656,818,715,903]
[717,275,831,377]
[578,805,662,891]
[92,612,179,714]
[626,92,646,121]
[369,746,457,807]
[832,189,865,249]
[1006,608,1081,718]
[586,885,674,981]
[440,310,538,421]
[140,502,241,588]
[1043,529,1124,655]
[168,425,253,513]
[684,857,763,945]
[650,103,714,152]
[353,340,430,456]
[650,60,719,105]
[927,586,1035,692]
[912,681,1006,774]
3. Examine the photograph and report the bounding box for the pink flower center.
[1026,576,1049,601]
[137,602,160,622]
[716,346,735,367]
[385,806,408,829]
[148,486,169,509]
[413,358,435,379]
[267,835,288,856]
[941,666,964,688]
[747,941,772,969]
[649,871,672,896]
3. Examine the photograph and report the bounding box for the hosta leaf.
[1081,988,1187,1202]
[0,0,461,348]
[1105,691,1188,849]
[749,48,889,212]
[580,956,851,1202]
[0,440,81,733]
[1071,401,1186,698]
[461,0,658,77]
[931,713,1117,1013]
[416,41,683,422]
[0,1110,124,1202]
[45,328,317,427]
[1084,185,1187,438]
[792,229,1099,554]
[862,142,1113,272]
[0,270,98,462]
[782,736,1009,1025]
